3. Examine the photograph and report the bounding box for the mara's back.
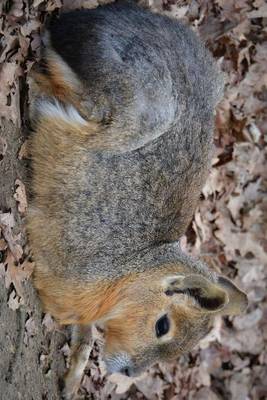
[29,1,223,280]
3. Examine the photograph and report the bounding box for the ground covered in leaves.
[0,0,266,399]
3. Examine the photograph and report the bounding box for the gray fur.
[33,1,224,281]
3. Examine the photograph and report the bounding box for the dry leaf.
[14,179,28,214]
[0,213,23,262]
[5,253,34,298]
[42,313,58,333]
[8,290,23,310]
[0,62,22,125]
[108,373,135,394]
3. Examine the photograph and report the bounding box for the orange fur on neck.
[34,270,136,325]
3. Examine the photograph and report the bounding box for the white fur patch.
[39,99,87,126]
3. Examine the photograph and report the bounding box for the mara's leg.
[28,37,91,128]
[30,22,159,154]
[63,325,92,400]
[29,45,87,113]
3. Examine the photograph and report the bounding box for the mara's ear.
[163,274,247,315]
[216,276,248,316]
[163,274,228,312]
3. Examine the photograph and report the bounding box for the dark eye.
[155,314,170,338]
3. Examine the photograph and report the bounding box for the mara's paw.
[62,339,92,400]
[61,369,83,400]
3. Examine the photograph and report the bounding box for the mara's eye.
[155,314,170,338]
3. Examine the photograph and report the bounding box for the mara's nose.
[120,367,130,376]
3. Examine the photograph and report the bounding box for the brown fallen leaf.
[108,373,135,394]
[0,62,22,126]
[24,316,38,345]
[135,373,166,398]
[14,179,28,214]
[8,290,23,310]
[5,251,34,298]
[42,313,59,333]
[0,213,23,262]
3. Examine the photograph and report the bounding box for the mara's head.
[102,269,247,377]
